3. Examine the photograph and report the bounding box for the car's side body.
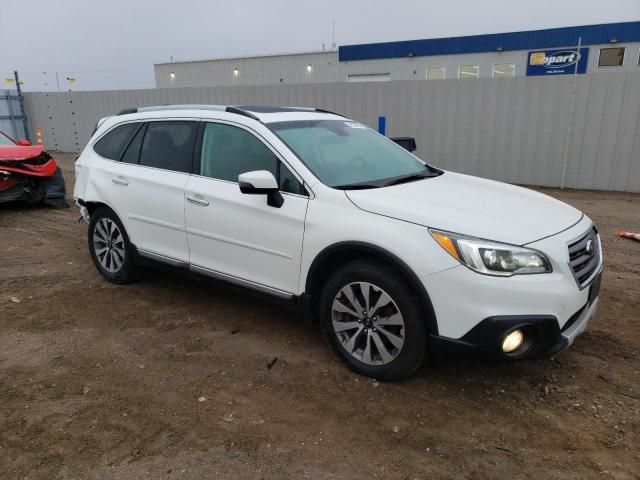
[74,105,602,379]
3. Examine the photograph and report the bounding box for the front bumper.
[422,215,602,360]
[430,296,599,360]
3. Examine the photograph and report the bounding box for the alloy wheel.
[331,282,405,366]
[92,218,125,273]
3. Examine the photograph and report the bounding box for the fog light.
[502,329,524,353]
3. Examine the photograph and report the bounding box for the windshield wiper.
[334,169,442,190]
[382,171,440,187]
[333,183,380,190]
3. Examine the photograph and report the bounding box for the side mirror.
[17,139,31,146]
[238,170,283,208]
[390,137,417,153]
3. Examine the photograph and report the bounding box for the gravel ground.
[1,152,639,479]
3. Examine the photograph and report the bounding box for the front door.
[184,121,309,295]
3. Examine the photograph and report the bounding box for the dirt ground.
[1,152,639,480]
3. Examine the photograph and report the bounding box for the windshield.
[269,120,440,188]
[0,132,15,146]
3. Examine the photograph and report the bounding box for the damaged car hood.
[0,144,45,160]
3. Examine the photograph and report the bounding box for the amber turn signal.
[431,232,460,260]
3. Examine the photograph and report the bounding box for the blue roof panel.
[339,21,640,61]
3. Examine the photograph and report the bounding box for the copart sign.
[526,48,589,76]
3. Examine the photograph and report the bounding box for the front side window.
[459,65,479,79]
[270,120,440,189]
[493,63,516,77]
[139,121,197,173]
[93,123,139,160]
[599,47,625,67]
[200,122,305,195]
[427,66,446,80]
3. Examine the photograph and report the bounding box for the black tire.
[88,207,140,284]
[319,260,428,381]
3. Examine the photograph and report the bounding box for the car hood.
[345,171,583,245]
[0,144,44,160]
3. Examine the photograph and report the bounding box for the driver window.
[200,122,306,195]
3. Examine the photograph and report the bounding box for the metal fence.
[23,72,640,192]
[0,89,28,140]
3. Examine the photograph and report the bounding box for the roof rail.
[315,108,345,117]
[225,106,261,122]
[118,105,227,116]
[139,104,226,113]
[116,104,337,121]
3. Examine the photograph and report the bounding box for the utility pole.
[55,71,60,92]
[13,70,30,142]
[560,36,582,190]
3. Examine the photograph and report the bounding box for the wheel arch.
[81,199,115,217]
[304,241,439,335]
[80,199,139,248]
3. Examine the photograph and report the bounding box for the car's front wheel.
[319,260,428,381]
[88,208,139,284]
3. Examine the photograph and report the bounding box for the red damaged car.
[0,130,66,206]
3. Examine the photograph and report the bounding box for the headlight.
[430,229,552,276]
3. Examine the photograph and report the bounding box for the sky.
[1,0,639,91]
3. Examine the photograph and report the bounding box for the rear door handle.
[186,195,209,207]
[112,177,129,186]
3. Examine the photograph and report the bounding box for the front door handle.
[186,195,209,207]
[112,177,129,186]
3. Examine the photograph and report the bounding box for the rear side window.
[120,124,146,164]
[93,123,138,160]
[139,121,197,173]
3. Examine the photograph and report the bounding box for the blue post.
[378,116,386,136]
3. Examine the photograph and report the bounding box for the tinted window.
[278,163,306,195]
[93,123,138,160]
[120,124,146,164]
[599,47,625,67]
[139,121,197,173]
[200,122,305,195]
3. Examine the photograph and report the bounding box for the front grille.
[568,227,601,289]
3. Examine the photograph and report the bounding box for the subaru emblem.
[585,239,594,255]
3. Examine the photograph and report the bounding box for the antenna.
[332,17,336,48]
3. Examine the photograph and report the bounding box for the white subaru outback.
[74,105,603,380]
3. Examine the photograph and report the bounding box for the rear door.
[184,121,309,296]
[98,120,198,263]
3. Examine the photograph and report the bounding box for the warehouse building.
[155,21,640,87]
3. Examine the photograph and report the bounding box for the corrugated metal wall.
[23,72,640,192]
[0,90,27,140]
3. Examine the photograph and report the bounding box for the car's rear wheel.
[319,260,428,381]
[88,208,139,284]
